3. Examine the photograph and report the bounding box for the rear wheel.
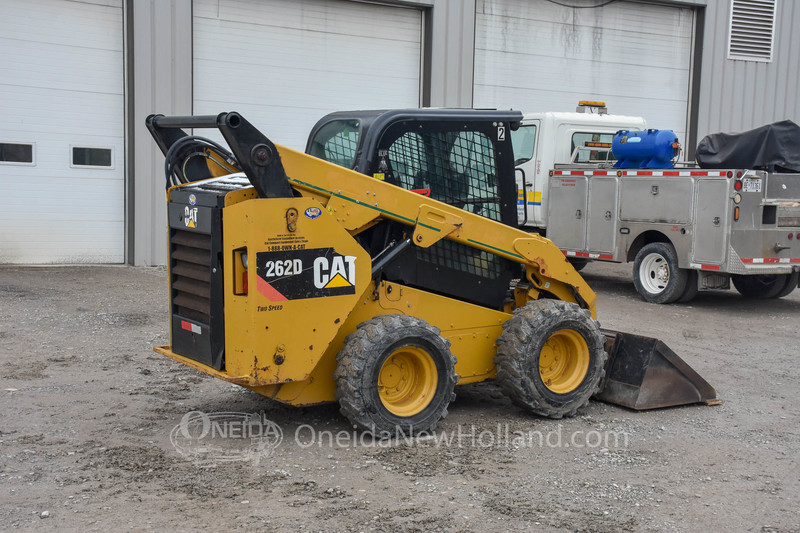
[334,315,457,435]
[677,269,699,303]
[776,271,800,298]
[633,243,688,304]
[568,258,589,272]
[495,300,606,419]
[731,273,795,299]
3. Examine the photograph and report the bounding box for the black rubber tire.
[334,315,457,436]
[677,269,699,303]
[494,299,607,419]
[568,258,589,272]
[731,273,794,299]
[632,242,688,304]
[775,271,800,298]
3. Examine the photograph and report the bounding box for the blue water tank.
[613,129,680,169]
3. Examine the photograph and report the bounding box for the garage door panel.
[197,0,421,43]
[194,60,418,108]
[478,52,688,102]
[0,140,122,181]
[480,0,690,39]
[1,39,122,95]
[475,0,693,140]
[0,176,124,263]
[0,221,124,264]
[478,23,691,71]
[1,86,124,138]
[1,0,122,50]
[192,19,419,77]
[1,177,124,219]
[194,0,421,151]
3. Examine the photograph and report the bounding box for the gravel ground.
[1,262,798,532]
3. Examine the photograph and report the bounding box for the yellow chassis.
[159,144,597,406]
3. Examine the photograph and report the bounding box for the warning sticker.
[255,248,356,301]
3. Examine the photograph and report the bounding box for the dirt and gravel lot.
[1,262,798,532]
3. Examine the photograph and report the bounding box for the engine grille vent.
[170,229,211,324]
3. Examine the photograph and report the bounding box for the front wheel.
[334,315,457,435]
[632,242,688,304]
[494,300,607,419]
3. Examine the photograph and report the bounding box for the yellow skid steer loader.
[146,110,716,435]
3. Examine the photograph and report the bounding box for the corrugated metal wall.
[129,0,192,267]
[427,0,475,108]
[695,0,800,143]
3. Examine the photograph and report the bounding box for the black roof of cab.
[305,108,523,174]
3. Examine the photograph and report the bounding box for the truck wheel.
[494,300,606,419]
[677,269,699,303]
[568,258,589,272]
[633,243,688,304]
[776,271,800,298]
[732,273,796,299]
[334,315,457,436]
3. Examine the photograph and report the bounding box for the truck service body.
[513,104,800,303]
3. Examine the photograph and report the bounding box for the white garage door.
[474,0,694,144]
[0,0,124,264]
[193,0,422,150]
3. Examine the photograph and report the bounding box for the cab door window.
[511,125,537,165]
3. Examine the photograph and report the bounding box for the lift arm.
[276,144,597,315]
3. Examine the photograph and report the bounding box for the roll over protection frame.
[146,112,294,199]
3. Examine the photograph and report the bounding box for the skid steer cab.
[146,110,716,436]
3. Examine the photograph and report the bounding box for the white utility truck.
[512,102,800,303]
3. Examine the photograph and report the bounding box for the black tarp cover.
[696,120,800,172]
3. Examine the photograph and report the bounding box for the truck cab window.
[571,132,614,163]
[511,125,536,165]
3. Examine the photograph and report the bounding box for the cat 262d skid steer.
[146,110,716,435]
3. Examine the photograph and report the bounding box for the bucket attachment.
[594,330,718,410]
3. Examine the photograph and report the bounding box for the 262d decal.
[255,248,356,301]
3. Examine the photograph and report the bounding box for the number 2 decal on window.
[497,126,506,141]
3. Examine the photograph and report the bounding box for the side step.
[595,330,719,410]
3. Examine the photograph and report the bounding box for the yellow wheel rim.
[538,329,590,394]
[378,346,438,417]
